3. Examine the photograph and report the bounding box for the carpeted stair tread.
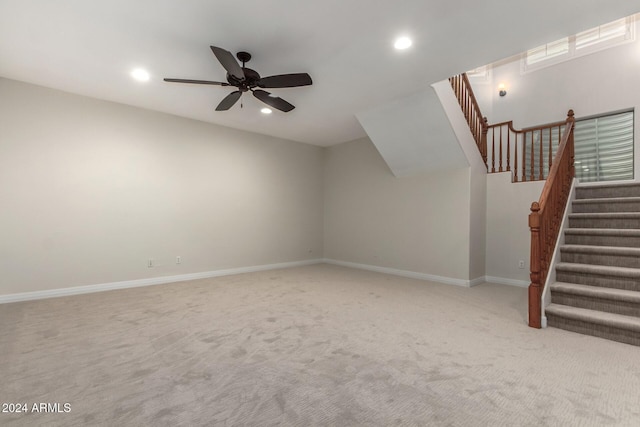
[571,196,640,213]
[555,262,640,278]
[546,303,640,333]
[560,244,640,269]
[577,182,640,190]
[568,212,640,219]
[551,282,640,303]
[560,244,640,256]
[564,228,640,237]
[573,196,640,204]
[575,182,640,199]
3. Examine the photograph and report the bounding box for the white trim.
[0,259,324,304]
[468,277,486,287]
[484,276,529,288]
[323,259,474,287]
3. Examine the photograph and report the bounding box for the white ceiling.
[1,1,639,147]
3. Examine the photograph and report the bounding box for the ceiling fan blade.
[164,78,229,86]
[210,46,244,80]
[253,89,295,112]
[215,90,242,111]
[258,73,312,88]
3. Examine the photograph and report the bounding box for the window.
[576,18,632,51]
[574,111,634,183]
[465,65,491,83]
[525,38,569,67]
[522,15,635,73]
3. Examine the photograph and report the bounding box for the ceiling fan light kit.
[164,46,312,113]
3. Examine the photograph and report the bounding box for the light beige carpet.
[1,264,638,426]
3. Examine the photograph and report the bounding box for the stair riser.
[556,271,640,292]
[560,251,640,269]
[576,186,640,199]
[564,234,640,247]
[547,314,640,346]
[572,202,640,213]
[568,217,640,229]
[551,293,640,317]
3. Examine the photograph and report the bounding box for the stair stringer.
[540,177,578,328]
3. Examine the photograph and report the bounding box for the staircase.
[546,182,640,346]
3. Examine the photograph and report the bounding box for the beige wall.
[486,173,545,284]
[0,78,324,295]
[432,80,487,282]
[474,18,640,182]
[323,137,472,281]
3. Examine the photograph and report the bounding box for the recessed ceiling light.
[394,36,412,50]
[261,107,272,114]
[131,68,150,82]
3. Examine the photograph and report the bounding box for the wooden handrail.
[528,110,575,328]
[450,73,571,182]
[485,119,569,182]
[449,74,488,168]
[449,75,576,329]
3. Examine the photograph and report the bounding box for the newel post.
[566,109,575,177]
[528,202,542,329]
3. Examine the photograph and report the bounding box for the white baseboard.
[0,259,324,304]
[323,258,475,287]
[1,260,531,304]
[484,275,529,288]
[468,277,486,287]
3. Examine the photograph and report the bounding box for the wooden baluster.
[530,132,535,181]
[506,127,511,172]
[529,202,542,328]
[514,132,519,182]
[491,124,496,173]
[498,126,503,172]
[539,130,543,180]
[548,127,552,178]
[474,112,478,141]
[462,84,466,119]
[481,118,488,168]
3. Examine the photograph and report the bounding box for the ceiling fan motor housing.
[228,67,261,91]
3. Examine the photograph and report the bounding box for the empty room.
[1,1,640,426]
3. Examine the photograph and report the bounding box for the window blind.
[574,111,634,182]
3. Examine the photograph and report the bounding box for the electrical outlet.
[176,256,181,264]
[518,260,525,269]
[148,259,154,268]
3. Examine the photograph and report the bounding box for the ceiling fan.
[164,46,312,113]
